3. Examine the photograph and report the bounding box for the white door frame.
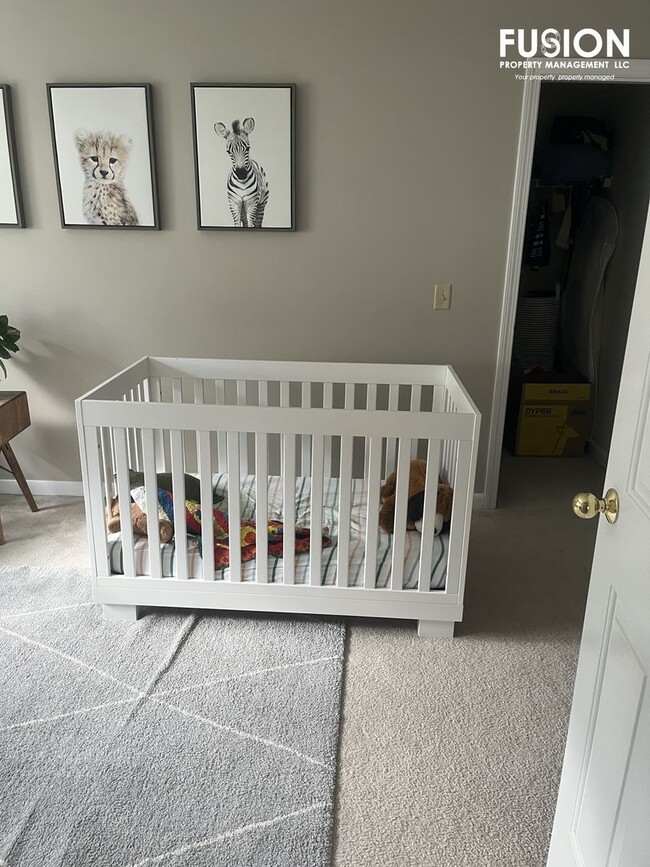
[483,59,650,510]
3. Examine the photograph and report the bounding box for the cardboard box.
[507,375,592,457]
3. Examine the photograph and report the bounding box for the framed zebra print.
[0,85,25,228]
[191,83,296,231]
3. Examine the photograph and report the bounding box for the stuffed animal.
[107,496,174,543]
[379,458,453,534]
[106,470,223,544]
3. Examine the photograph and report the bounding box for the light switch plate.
[434,284,452,310]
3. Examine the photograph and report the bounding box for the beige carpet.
[0,452,603,866]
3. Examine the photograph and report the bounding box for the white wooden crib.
[76,357,480,638]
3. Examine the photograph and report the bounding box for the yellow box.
[521,383,592,403]
[512,379,592,457]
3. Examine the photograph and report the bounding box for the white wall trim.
[473,492,486,510]
[483,75,540,510]
[484,59,650,511]
[0,479,84,497]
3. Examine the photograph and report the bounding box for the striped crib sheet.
[108,474,448,590]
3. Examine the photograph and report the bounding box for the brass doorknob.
[572,489,619,524]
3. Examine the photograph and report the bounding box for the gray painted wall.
[1,0,649,492]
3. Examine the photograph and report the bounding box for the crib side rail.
[148,357,451,387]
[79,400,475,441]
[79,428,476,609]
[78,357,152,402]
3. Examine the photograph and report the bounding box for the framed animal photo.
[0,85,25,228]
[191,84,295,231]
[46,84,159,229]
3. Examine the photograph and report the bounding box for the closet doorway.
[484,65,650,509]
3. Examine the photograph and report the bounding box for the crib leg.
[418,620,454,639]
[103,604,141,622]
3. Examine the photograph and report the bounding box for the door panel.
[547,207,650,864]
[571,594,647,865]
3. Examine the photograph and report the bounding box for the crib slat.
[258,380,268,407]
[363,435,382,589]
[114,427,136,576]
[301,382,311,476]
[364,383,378,476]
[310,435,324,586]
[441,390,452,484]
[215,378,227,472]
[336,435,353,587]
[418,438,442,592]
[198,428,214,580]
[236,380,248,475]
[100,427,114,508]
[134,386,144,471]
[389,439,411,591]
[282,434,296,583]
[410,384,422,459]
[142,428,162,581]
[227,431,241,582]
[193,379,204,478]
[385,385,399,476]
[236,379,246,405]
[323,382,333,477]
[85,426,110,576]
[444,439,472,597]
[125,391,138,472]
[255,433,268,583]
[279,385,292,480]
[169,427,188,580]
[173,378,192,506]
[149,376,166,471]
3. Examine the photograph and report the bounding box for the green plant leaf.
[0,317,20,373]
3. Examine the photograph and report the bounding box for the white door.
[547,207,650,865]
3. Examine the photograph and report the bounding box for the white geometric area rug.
[0,567,345,867]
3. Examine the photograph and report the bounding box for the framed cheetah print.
[191,84,295,231]
[0,85,25,228]
[46,84,160,229]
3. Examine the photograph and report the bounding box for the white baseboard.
[0,479,84,497]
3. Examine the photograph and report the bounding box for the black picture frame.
[191,83,296,231]
[46,82,160,230]
[0,85,25,228]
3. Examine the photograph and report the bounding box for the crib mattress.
[107,474,448,590]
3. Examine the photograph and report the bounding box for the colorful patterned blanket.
[131,486,332,568]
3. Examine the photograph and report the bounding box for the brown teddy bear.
[379,458,453,534]
[107,496,174,543]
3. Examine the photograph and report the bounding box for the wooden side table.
[0,391,38,544]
